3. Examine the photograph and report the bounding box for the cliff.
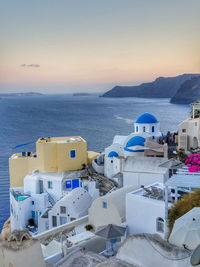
[102,74,199,98]
[170,76,200,104]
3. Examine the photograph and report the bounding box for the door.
[39,180,43,193]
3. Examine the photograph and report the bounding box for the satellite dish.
[191,244,200,266]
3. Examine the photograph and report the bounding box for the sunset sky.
[1,0,200,93]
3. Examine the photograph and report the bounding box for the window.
[136,126,138,132]
[52,216,57,227]
[66,180,72,189]
[48,181,53,189]
[111,160,113,163]
[156,217,164,233]
[143,126,146,132]
[60,206,66,214]
[11,205,13,215]
[70,150,76,158]
[152,126,155,132]
[182,129,186,133]
[60,216,67,225]
[32,201,34,205]
[102,201,107,208]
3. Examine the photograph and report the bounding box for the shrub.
[85,224,93,231]
[177,148,187,162]
[168,190,200,235]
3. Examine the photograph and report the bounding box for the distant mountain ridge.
[102,74,200,99]
[0,92,43,97]
[170,76,200,104]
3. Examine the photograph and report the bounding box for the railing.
[10,189,30,200]
[34,215,88,241]
[44,189,56,206]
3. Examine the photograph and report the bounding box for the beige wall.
[87,151,99,165]
[88,199,122,229]
[57,141,87,172]
[0,239,45,267]
[36,141,57,172]
[9,136,89,187]
[9,156,39,188]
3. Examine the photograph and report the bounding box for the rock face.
[102,74,199,98]
[170,76,200,104]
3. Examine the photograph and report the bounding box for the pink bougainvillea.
[184,152,200,172]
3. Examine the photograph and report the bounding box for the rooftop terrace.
[37,136,85,144]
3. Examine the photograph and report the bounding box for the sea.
[0,94,190,230]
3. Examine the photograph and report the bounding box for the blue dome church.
[134,113,161,141]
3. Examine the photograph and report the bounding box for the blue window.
[70,150,76,158]
[102,201,107,208]
[32,211,35,218]
[72,179,79,189]
[32,201,34,205]
[152,126,155,132]
[136,126,138,132]
[66,180,72,189]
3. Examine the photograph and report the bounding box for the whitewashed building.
[122,157,169,187]
[126,169,200,240]
[126,183,171,239]
[48,187,92,229]
[88,185,137,230]
[10,170,99,233]
[93,113,168,187]
[178,102,200,153]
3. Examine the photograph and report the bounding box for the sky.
[1,0,200,93]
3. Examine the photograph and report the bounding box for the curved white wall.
[117,234,192,267]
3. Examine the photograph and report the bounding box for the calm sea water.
[0,94,190,230]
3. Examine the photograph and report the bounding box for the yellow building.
[9,136,98,188]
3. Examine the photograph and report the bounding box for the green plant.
[168,190,200,235]
[177,148,187,162]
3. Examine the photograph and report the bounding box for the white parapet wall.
[117,234,192,267]
[92,159,104,174]
[35,215,88,241]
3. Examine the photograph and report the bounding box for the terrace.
[10,188,30,201]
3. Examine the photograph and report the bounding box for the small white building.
[178,116,200,153]
[48,187,92,228]
[126,183,172,239]
[123,157,169,187]
[126,170,200,240]
[88,185,138,230]
[10,169,99,233]
[178,102,200,153]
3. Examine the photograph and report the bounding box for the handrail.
[35,215,88,241]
